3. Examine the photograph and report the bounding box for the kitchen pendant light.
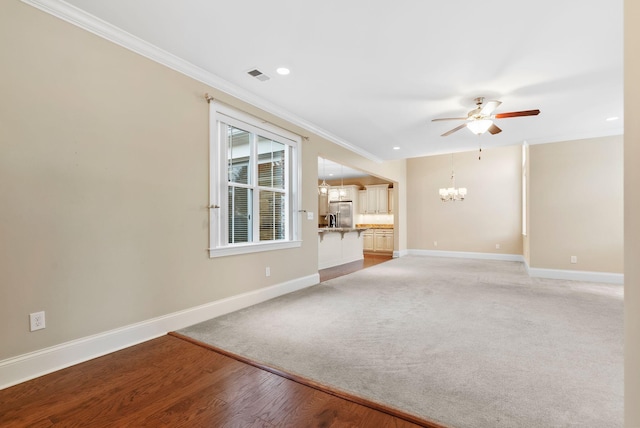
[339,164,347,198]
[318,157,330,195]
[439,154,467,202]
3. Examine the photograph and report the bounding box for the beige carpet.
[178,256,623,428]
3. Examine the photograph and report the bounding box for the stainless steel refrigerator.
[328,201,353,228]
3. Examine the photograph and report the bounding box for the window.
[209,102,301,257]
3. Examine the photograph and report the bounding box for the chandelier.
[439,154,467,202]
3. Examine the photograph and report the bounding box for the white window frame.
[208,102,302,258]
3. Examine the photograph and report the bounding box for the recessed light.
[393,146,400,150]
[329,173,334,176]
[276,67,290,75]
[606,116,619,121]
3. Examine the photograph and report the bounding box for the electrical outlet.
[433,241,438,247]
[570,256,577,264]
[265,267,271,277]
[496,244,501,250]
[30,311,46,332]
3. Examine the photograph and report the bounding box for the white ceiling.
[318,158,371,181]
[60,0,624,161]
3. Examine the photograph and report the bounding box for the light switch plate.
[307,212,314,220]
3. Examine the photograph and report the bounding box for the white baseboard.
[407,250,623,284]
[393,249,409,258]
[408,249,525,262]
[525,265,624,284]
[0,273,319,390]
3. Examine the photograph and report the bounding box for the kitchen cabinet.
[328,185,359,202]
[358,190,368,214]
[328,188,340,202]
[363,228,393,253]
[361,184,389,214]
[375,229,394,252]
[363,230,374,251]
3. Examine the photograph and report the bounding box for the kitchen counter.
[318,227,368,242]
[318,228,365,270]
[355,224,394,229]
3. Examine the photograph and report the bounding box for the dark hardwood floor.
[0,335,431,427]
[319,254,393,282]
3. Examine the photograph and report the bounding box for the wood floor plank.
[67,342,247,427]
[0,336,182,420]
[134,357,265,427]
[49,337,214,426]
[0,335,430,427]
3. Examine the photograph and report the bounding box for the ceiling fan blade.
[480,100,501,116]
[431,117,468,122]
[494,109,540,119]
[488,123,502,135]
[441,123,468,136]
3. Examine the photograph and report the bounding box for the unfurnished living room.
[1,1,639,427]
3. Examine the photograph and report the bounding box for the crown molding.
[20,0,382,163]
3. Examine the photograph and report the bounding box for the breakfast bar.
[317,227,368,269]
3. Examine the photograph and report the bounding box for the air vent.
[247,68,270,81]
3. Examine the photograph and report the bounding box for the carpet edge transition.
[169,332,449,428]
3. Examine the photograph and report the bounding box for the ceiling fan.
[432,97,540,137]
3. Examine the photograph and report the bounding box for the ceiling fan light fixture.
[467,119,493,135]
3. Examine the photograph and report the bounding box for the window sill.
[208,240,302,258]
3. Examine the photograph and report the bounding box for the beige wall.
[625,1,640,425]
[407,145,523,255]
[523,144,531,265]
[0,0,407,361]
[529,136,623,273]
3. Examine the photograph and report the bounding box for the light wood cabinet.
[363,230,374,252]
[378,229,394,252]
[363,228,393,253]
[327,188,340,202]
[358,190,368,214]
[328,185,358,202]
[361,184,389,214]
